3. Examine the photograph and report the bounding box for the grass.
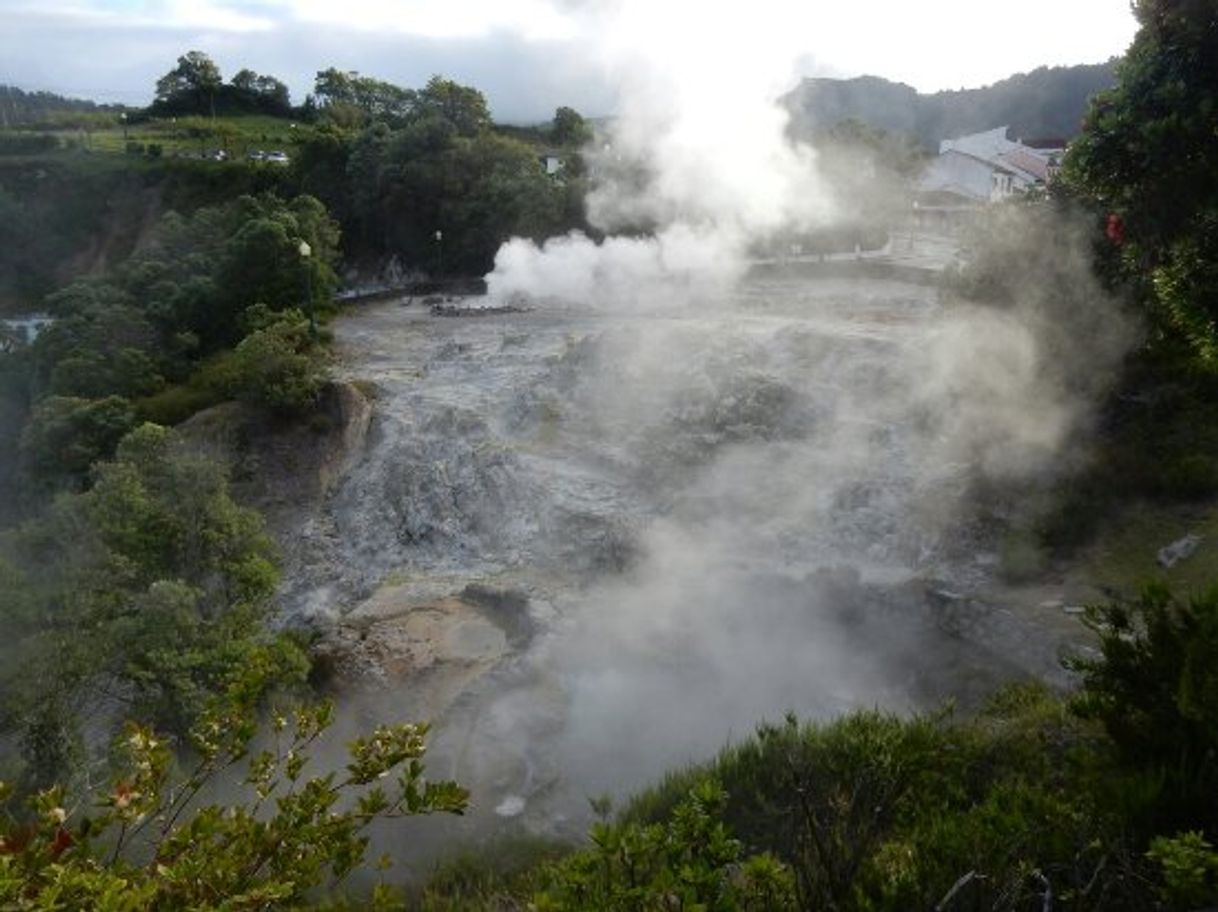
[1079,500,1218,597]
[132,350,241,426]
[10,113,309,159]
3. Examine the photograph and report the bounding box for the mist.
[462,0,1135,803]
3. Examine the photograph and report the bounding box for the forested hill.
[0,84,120,127]
[784,61,1118,147]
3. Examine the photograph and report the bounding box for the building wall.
[920,150,997,203]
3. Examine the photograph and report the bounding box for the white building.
[917,126,1062,205]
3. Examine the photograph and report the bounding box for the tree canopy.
[154,51,222,118]
[152,52,294,118]
[1063,0,1218,362]
[0,423,306,788]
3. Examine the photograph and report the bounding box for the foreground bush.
[0,664,467,910]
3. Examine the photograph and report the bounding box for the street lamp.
[120,112,128,140]
[433,229,443,278]
[298,240,317,339]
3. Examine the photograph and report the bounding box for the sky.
[0,0,1139,123]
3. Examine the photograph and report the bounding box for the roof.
[1020,137,1068,151]
[923,126,1056,196]
[996,147,1053,181]
[939,125,1018,159]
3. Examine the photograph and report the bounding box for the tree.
[230,67,258,94]
[416,76,490,137]
[313,68,416,126]
[154,51,222,119]
[228,68,291,115]
[368,127,566,274]
[1,423,306,785]
[551,106,591,147]
[1063,0,1218,362]
[17,395,137,489]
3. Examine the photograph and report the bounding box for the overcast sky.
[0,0,1139,123]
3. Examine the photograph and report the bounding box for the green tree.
[1063,0,1218,362]
[550,106,591,147]
[228,69,291,115]
[314,68,416,126]
[154,50,222,119]
[230,67,258,94]
[416,76,491,137]
[18,395,137,490]
[1,424,305,785]
[374,128,566,274]
[346,122,393,247]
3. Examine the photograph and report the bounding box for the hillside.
[0,84,124,128]
[785,61,1118,147]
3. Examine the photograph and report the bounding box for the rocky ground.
[176,280,1214,844]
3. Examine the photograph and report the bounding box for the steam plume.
[487,0,835,307]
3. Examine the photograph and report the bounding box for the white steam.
[487,0,834,307]
[448,1,1135,810]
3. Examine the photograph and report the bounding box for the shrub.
[1148,831,1218,908]
[0,133,58,156]
[531,781,796,911]
[0,662,467,910]
[229,309,327,414]
[1069,585,1218,837]
[17,394,137,488]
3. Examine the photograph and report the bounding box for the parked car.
[265,150,289,164]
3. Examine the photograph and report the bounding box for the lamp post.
[120,112,128,140]
[298,240,316,339]
[433,229,443,278]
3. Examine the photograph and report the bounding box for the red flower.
[50,827,74,858]
[1106,213,1126,245]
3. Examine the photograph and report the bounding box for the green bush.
[0,133,58,155]
[0,665,467,910]
[134,381,225,425]
[229,309,327,414]
[1148,831,1218,908]
[1068,584,1218,837]
[17,394,137,489]
[133,350,242,425]
[530,782,796,912]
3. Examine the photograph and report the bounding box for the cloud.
[0,0,1138,118]
[7,0,275,33]
[281,0,579,40]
